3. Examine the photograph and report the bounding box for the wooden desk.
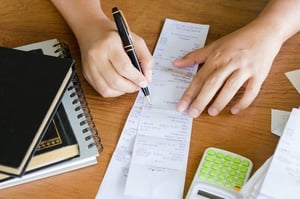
[1,0,299,198]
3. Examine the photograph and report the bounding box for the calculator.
[185,147,253,199]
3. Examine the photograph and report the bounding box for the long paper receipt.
[96,18,209,199]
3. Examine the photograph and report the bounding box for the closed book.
[0,103,79,181]
[0,47,75,176]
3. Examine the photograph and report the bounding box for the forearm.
[251,0,300,43]
[50,0,109,40]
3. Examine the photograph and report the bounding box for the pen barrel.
[126,49,150,97]
[126,48,143,73]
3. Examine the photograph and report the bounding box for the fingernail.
[231,107,240,114]
[208,107,219,116]
[189,108,200,118]
[173,59,180,66]
[139,81,148,88]
[177,100,189,113]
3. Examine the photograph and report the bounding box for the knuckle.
[118,64,132,75]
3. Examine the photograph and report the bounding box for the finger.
[83,63,126,97]
[173,46,210,68]
[177,55,232,114]
[100,58,141,92]
[132,34,154,83]
[177,60,218,113]
[177,74,205,113]
[186,62,237,118]
[230,77,262,114]
[207,69,249,116]
[110,41,149,88]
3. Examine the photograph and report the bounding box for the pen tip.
[146,96,151,104]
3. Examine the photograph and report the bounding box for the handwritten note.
[258,108,300,199]
[95,18,209,199]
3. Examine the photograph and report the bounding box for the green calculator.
[185,147,253,199]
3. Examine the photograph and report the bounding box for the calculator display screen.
[197,190,225,199]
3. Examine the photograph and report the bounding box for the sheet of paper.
[286,69,300,94]
[257,108,300,199]
[271,109,291,136]
[95,18,209,199]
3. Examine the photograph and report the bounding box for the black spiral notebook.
[0,46,75,176]
[0,39,103,188]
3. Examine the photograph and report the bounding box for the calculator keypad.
[198,148,252,191]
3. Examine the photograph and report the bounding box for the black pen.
[112,7,151,103]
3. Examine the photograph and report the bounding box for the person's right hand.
[76,18,153,97]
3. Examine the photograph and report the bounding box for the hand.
[173,23,283,117]
[77,19,153,97]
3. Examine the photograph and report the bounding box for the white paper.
[271,109,291,136]
[285,69,300,94]
[257,108,300,199]
[95,18,209,199]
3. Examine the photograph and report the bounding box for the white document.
[96,19,209,199]
[257,108,300,199]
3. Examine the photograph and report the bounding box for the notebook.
[0,46,75,176]
[0,39,103,188]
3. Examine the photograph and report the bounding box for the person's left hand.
[173,23,283,117]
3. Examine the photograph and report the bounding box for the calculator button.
[220,167,229,173]
[225,182,233,188]
[231,163,239,170]
[241,160,250,167]
[214,158,222,164]
[233,185,242,191]
[235,178,244,186]
[207,149,216,155]
[240,166,248,173]
[198,173,207,180]
[205,155,214,162]
[229,170,237,176]
[200,168,209,174]
[233,158,241,164]
[227,176,235,183]
[217,173,226,180]
[210,170,218,177]
[238,172,245,178]
[223,160,231,167]
[203,161,212,168]
[212,164,220,170]
[216,152,224,158]
[225,155,233,161]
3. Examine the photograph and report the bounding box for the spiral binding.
[53,42,71,58]
[54,41,103,153]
